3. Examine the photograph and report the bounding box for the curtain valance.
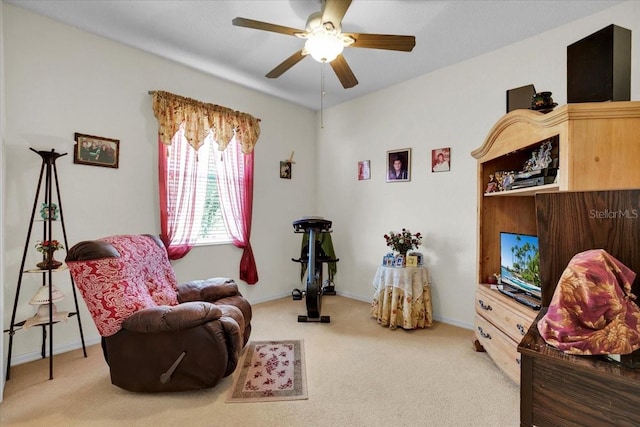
[151,90,261,153]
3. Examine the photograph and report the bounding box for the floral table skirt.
[370,266,433,330]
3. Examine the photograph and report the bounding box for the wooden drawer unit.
[474,315,522,383]
[475,284,535,342]
[474,284,537,384]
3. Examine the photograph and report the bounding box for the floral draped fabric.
[151,90,260,154]
[538,249,640,355]
[370,266,433,329]
[67,235,179,337]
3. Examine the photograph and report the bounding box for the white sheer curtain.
[215,137,258,284]
[158,124,213,259]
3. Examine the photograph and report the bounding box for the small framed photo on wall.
[280,161,292,179]
[358,160,371,180]
[432,147,451,172]
[387,148,411,182]
[74,133,120,169]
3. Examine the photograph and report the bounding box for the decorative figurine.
[486,174,498,193]
[40,203,59,220]
[531,91,558,113]
[523,141,553,171]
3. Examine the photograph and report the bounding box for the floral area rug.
[226,340,307,403]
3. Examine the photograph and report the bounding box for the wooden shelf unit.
[471,101,640,384]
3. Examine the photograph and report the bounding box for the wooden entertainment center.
[471,101,640,386]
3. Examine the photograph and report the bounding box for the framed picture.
[386,148,411,182]
[395,254,405,267]
[280,161,292,179]
[358,160,371,180]
[432,147,451,172]
[74,133,119,168]
[406,255,418,267]
[383,253,395,266]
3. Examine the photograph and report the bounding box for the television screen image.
[500,232,541,298]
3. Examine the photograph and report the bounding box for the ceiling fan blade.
[322,0,352,26]
[266,50,308,78]
[330,54,358,89]
[232,17,303,36]
[346,33,416,52]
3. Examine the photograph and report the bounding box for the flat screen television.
[500,232,541,299]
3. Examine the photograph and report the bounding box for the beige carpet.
[1,296,519,426]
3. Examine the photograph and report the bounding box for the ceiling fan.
[232,0,416,89]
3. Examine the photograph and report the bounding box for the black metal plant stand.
[4,148,87,380]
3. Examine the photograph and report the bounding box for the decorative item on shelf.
[506,84,537,113]
[384,229,423,260]
[492,170,516,192]
[523,140,554,172]
[486,139,559,193]
[35,240,64,270]
[382,253,395,267]
[40,203,59,220]
[531,91,558,113]
[408,251,424,266]
[486,174,499,193]
[25,285,70,328]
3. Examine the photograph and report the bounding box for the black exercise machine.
[291,217,339,323]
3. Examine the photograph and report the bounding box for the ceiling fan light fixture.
[304,30,344,63]
[233,1,415,89]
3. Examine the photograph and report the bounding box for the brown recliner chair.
[66,234,251,392]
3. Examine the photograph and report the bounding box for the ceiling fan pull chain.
[320,64,325,128]
[321,65,324,128]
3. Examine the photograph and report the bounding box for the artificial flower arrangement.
[384,229,422,254]
[35,240,64,253]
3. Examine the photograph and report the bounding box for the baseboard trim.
[7,336,102,367]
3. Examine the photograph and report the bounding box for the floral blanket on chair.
[538,249,640,355]
[67,235,179,336]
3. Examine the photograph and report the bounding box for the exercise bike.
[291,217,339,323]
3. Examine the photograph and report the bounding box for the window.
[166,126,234,245]
[153,90,258,281]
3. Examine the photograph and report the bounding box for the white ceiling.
[6,0,622,110]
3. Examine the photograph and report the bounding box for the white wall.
[317,1,640,328]
[2,4,316,365]
[1,0,6,400]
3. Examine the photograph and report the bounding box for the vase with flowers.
[35,240,64,270]
[384,229,423,258]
